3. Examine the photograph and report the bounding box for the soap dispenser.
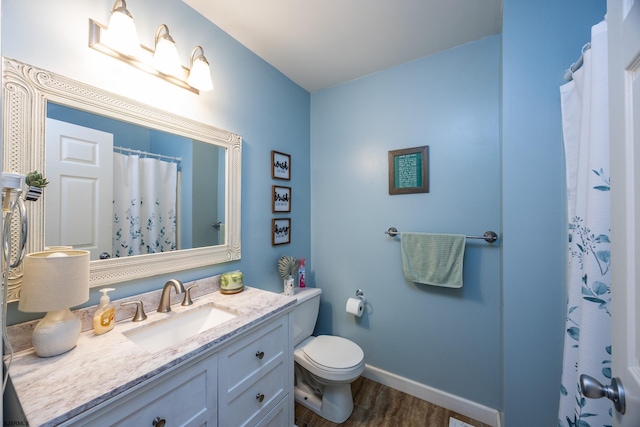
[93,288,116,335]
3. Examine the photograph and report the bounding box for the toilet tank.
[292,287,322,346]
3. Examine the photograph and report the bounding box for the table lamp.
[18,250,90,357]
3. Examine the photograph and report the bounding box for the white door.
[45,118,113,259]
[608,0,640,425]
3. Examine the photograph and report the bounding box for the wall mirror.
[2,57,242,301]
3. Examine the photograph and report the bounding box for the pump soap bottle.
[94,288,116,335]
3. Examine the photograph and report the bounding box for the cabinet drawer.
[225,360,286,427]
[69,355,217,427]
[219,316,287,393]
[255,395,289,427]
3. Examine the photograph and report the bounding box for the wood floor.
[294,377,493,427]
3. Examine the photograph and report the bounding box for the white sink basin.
[124,304,239,353]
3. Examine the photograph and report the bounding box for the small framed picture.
[272,150,291,180]
[388,145,429,195]
[272,185,292,213]
[272,218,291,246]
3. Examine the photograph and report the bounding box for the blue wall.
[2,0,610,424]
[47,103,157,151]
[2,0,310,318]
[501,1,605,425]
[310,36,501,408]
[310,0,606,423]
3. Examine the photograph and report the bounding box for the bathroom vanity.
[3,283,295,427]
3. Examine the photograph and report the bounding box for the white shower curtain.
[558,21,611,427]
[112,153,178,257]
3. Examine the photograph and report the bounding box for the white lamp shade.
[19,250,90,313]
[153,38,183,77]
[187,58,214,91]
[103,10,140,57]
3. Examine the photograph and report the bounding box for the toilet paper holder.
[355,289,367,307]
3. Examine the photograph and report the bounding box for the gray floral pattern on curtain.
[558,20,611,427]
[112,153,177,258]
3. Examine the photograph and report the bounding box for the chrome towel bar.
[385,227,498,243]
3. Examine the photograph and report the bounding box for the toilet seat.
[303,335,364,370]
[295,335,365,383]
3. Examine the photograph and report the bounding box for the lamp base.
[32,309,82,358]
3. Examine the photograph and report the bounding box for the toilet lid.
[302,335,364,370]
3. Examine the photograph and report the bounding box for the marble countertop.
[5,283,295,427]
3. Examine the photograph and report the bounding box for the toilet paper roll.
[346,297,365,317]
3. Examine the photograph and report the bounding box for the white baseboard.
[362,364,501,427]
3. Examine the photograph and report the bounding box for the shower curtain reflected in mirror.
[112,153,178,258]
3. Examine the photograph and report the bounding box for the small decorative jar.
[220,270,244,294]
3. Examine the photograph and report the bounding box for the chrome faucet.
[157,279,186,313]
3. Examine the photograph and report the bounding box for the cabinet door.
[68,355,217,427]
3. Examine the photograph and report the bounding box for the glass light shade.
[153,37,183,77]
[187,58,214,91]
[103,9,140,57]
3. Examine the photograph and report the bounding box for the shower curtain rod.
[564,42,591,82]
[114,146,182,163]
[385,227,498,243]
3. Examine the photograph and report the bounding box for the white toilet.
[291,287,365,424]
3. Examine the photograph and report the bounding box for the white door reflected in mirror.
[45,118,113,260]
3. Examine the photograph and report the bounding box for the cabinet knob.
[256,393,265,403]
[255,350,265,359]
[152,417,166,427]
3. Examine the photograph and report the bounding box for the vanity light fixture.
[18,250,90,358]
[152,24,183,77]
[89,9,214,93]
[187,46,214,92]
[101,0,140,57]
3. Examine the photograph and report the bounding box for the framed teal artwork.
[388,145,429,195]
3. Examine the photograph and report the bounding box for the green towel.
[400,232,466,288]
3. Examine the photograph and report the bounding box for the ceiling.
[183,0,503,93]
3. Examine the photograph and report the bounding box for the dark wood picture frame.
[272,185,292,213]
[271,150,291,180]
[388,145,429,195]
[272,218,291,246]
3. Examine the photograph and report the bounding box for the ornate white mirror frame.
[2,57,241,301]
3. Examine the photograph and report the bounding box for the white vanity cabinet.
[5,307,294,427]
[60,354,218,427]
[218,314,292,427]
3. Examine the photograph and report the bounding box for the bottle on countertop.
[298,258,306,288]
[284,274,294,296]
[93,288,116,335]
